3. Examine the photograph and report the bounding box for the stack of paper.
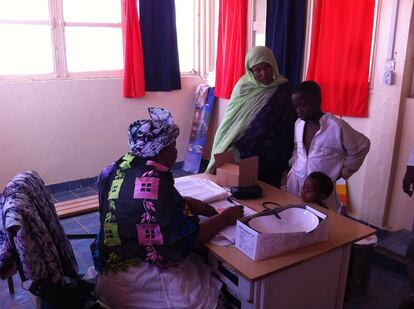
[174,178,229,202]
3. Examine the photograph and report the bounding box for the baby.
[301,172,334,209]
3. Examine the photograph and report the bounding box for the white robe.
[286,113,370,212]
[95,254,222,309]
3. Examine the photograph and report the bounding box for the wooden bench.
[55,194,99,219]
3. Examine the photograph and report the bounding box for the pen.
[227,197,235,204]
[227,197,242,206]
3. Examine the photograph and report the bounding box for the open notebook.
[174,178,230,202]
[174,178,257,245]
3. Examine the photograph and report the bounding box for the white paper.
[200,200,257,245]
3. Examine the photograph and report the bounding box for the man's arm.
[403,146,414,197]
[340,121,371,179]
[287,121,299,170]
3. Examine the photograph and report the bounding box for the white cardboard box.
[235,205,328,261]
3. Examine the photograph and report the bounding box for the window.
[176,0,219,78]
[251,0,266,47]
[0,0,216,81]
[62,0,123,75]
[0,0,54,77]
[0,0,123,80]
[175,0,196,73]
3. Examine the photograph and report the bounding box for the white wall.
[0,76,203,188]
[345,0,414,227]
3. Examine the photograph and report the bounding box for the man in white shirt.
[400,146,414,309]
[286,81,370,212]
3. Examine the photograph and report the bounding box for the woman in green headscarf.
[206,46,297,187]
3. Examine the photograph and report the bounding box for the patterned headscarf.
[128,107,179,158]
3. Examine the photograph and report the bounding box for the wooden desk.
[182,173,375,309]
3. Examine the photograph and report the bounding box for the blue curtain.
[139,0,181,91]
[265,0,306,88]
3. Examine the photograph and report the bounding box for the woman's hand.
[196,204,244,244]
[221,205,244,225]
[208,163,217,174]
[184,197,218,217]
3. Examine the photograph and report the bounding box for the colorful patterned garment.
[93,154,199,273]
[0,171,78,284]
[234,82,296,187]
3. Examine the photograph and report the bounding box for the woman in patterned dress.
[93,107,243,309]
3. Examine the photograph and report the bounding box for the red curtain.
[306,0,375,117]
[121,0,145,98]
[214,0,247,99]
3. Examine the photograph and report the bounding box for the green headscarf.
[206,46,288,172]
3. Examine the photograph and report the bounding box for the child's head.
[292,81,322,121]
[301,172,334,204]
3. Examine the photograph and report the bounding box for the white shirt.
[408,146,414,166]
[286,113,370,212]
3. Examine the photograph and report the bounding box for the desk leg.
[335,245,351,309]
[7,276,15,294]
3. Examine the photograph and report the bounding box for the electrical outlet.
[383,70,395,85]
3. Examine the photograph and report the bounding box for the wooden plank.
[56,198,98,211]
[56,200,99,213]
[55,194,98,207]
[55,194,99,219]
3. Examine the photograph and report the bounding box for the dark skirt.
[234,82,297,187]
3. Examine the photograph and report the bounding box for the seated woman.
[206,46,297,187]
[92,107,243,309]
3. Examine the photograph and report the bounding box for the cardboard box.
[214,151,258,188]
[235,205,328,261]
